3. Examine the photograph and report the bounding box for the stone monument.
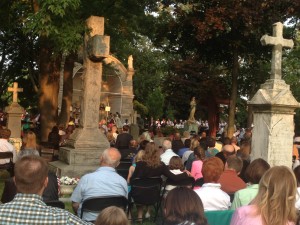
[5,82,24,152]
[49,16,110,177]
[248,22,299,167]
[186,97,198,134]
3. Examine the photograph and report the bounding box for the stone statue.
[188,97,196,122]
[128,55,133,69]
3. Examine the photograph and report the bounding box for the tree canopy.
[0,0,300,137]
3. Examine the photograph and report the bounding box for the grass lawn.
[0,171,158,224]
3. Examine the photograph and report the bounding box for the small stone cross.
[8,82,23,103]
[260,22,294,80]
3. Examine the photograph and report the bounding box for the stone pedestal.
[49,147,103,177]
[5,102,23,138]
[130,124,139,140]
[185,122,198,134]
[248,79,299,167]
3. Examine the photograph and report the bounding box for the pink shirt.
[230,205,295,225]
[191,160,203,180]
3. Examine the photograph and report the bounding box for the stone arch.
[72,55,134,123]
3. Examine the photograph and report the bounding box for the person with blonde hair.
[231,166,297,225]
[127,150,145,184]
[95,206,128,225]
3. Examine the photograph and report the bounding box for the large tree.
[152,0,299,137]
[4,0,159,141]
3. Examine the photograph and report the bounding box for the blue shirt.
[71,166,128,221]
[178,147,190,157]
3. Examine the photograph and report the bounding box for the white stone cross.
[8,82,23,103]
[260,22,294,79]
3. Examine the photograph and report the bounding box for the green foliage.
[23,0,83,54]
[146,87,165,119]
[160,126,178,136]
[165,104,176,120]
[235,98,248,128]
[283,29,300,133]
[133,100,148,116]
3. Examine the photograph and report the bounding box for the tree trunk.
[38,38,61,142]
[58,53,75,128]
[208,94,219,137]
[227,48,239,138]
[247,84,256,128]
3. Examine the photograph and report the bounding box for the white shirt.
[160,149,178,166]
[194,183,231,211]
[0,139,17,164]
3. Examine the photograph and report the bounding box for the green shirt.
[230,184,259,210]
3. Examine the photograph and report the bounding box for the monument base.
[48,146,105,177]
[249,79,300,167]
[186,122,198,134]
[130,124,140,140]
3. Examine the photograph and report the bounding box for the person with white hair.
[160,139,178,166]
[71,148,128,222]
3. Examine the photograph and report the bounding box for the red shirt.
[218,169,246,194]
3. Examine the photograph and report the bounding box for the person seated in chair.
[1,152,59,203]
[218,156,246,194]
[71,148,128,222]
[0,155,90,224]
[0,128,17,165]
[130,142,190,221]
[194,157,230,211]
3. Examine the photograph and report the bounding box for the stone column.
[248,22,299,167]
[49,16,110,177]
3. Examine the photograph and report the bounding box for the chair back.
[165,177,195,189]
[0,152,14,176]
[116,160,131,180]
[204,210,234,225]
[130,177,163,205]
[0,152,13,164]
[80,196,128,219]
[45,200,65,209]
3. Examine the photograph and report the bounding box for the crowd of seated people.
[2,123,300,225]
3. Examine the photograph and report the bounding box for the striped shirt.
[0,193,92,225]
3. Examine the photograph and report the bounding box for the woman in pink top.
[231,166,297,225]
[191,146,205,180]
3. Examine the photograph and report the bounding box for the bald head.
[162,139,172,151]
[222,144,235,158]
[100,148,121,168]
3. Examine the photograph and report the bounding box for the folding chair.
[116,160,132,180]
[129,177,163,222]
[0,152,14,177]
[45,200,65,209]
[204,210,235,225]
[80,196,128,222]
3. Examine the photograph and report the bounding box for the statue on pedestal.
[188,97,196,123]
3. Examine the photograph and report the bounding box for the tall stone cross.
[260,22,294,80]
[68,16,110,149]
[8,82,23,103]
